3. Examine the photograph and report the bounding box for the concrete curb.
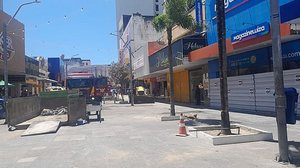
[161,116,180,121]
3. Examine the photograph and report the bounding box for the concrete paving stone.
[0,101,299,168]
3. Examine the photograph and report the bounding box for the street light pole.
[270,0,289,163]
[110,33,134,106]
[2,0,40,127]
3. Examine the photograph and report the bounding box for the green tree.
[109,62,130,102]
[153,0,195,116]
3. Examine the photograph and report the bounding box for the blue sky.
[4,0,117,64]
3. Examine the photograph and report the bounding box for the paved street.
[0,101,299,168]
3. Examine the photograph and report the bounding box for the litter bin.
[285,88,298,125]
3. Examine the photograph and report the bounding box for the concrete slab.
[21,120,60,137]
[161,115,180,121]
[16,115,67,130]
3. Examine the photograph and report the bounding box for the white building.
[120,13,163,79]
[115,0,164,57]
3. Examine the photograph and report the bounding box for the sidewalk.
[0,101,299,168]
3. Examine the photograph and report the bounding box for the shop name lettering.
[155,54,169,68]
[0,32,15,61]
[184,42,203,51]
[231,23,270,43]
[233,25,266,41]
[214,0,244,12]
[213,0,249,17]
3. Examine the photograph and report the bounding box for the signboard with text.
[231,22,270,44]
[210,0,250,19]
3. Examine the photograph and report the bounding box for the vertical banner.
[195,0,202,33]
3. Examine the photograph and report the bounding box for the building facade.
[0,9,25,98]
[23,56,39,96]
[116,0,164,59]
[188,0,300,114]
[120,13,163,78]
[48,57,61,83]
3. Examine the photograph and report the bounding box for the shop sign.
[195,0,202,33]
[183,38,206,55]
[231,22,270,44]
[211,0,250,19]
[0,32,15,61]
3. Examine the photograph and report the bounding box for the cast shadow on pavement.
[268,140,300,167]
[185,118,241,126]
[289,141,300,167]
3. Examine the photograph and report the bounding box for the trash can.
[285,88,298,125]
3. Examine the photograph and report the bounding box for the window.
[155,4,159,11]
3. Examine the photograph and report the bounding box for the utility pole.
[128,45,134,106]
[216,0,231,135]
[270,0,289,163]
[2,0,40,128]
[110,33,134,106]
[3,23,9,126]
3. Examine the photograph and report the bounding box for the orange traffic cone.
[176,113,188,137]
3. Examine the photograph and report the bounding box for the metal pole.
[3,23,9,127]
[65,61,68,90]
[270,0,289,163]
[129,46,134,106]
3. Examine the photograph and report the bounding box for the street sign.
[0,32,15,61]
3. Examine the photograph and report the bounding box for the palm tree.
[216,0,231,135]
[153,0,195,116]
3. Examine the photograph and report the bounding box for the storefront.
[148,36,207,102]
[189,65,209,105]
[208,39,300,113]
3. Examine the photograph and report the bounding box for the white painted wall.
[120,14,163,79]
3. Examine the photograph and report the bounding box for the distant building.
[68,64,111,78]
[120,13,163,78]
[23,56,39,96]
[82,59,91,66]
[115,0,164,54]
[48,57,61,83]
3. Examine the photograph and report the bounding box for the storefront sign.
[211,0,249,19]
[231,22,270,44]
[0,32,15,61]
[183,38,206,55]
[149,37,207,73]
[195,0,202,33]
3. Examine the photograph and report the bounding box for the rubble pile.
[41,106,68,116]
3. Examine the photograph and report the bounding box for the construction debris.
[41,107,68,116]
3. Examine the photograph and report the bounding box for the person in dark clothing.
[195,85,201,105]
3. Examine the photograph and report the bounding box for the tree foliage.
[109,62,130,89]
[153,0,195,32]
[152,0,195,116]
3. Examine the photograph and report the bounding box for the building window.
[156,0,158,2]
[156,4,159,11]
